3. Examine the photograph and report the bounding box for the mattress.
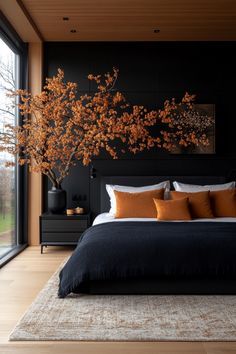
[93,212,236,226]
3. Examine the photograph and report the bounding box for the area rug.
[9,259,236,341]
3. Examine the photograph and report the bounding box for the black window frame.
[0,11,28,267]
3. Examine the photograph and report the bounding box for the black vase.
[48,186,67,214]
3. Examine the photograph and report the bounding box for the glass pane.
[0,37,18,258]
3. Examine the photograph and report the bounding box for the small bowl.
[66,208,74,215]
[74,207,84,215]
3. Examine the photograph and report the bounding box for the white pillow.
[173,181,235,192]
[106,181,170,215]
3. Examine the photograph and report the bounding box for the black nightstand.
[40,212,91,253]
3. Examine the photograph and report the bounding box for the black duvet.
[58,221,236,298]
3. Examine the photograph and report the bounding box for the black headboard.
[100,175,227,213]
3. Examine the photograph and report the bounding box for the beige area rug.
[9,259,236,341]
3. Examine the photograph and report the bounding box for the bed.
[58,176,236,298]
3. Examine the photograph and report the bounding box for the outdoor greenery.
[0,212,14,233]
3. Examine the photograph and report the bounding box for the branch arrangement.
[0,68,214,188]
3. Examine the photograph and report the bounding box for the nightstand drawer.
[41,219,88,232]
[41,232,82,243]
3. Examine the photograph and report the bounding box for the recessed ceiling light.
[63,17,69,21]
[70,29,77,33]
[154,29,160,33]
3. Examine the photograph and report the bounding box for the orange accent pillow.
[210,189,236,217]
[153,198,192,221]
[114,189,164,218]
[170,191,213,218]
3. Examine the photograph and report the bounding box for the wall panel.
[44,42,236,219]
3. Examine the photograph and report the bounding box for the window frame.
[0,11,28,267]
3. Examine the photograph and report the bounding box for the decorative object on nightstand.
[66,208,74,215]
[48,187,67,214]
[74,206,84,214]
[40,212,91,254]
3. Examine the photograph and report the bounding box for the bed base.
[81,278,236,295]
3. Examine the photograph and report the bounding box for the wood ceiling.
[18,0,236,41]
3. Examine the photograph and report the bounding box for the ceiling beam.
[0,0,43,42]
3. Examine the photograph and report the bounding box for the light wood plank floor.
[0,246,235,354]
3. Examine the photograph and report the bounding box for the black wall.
[44,42,236,218]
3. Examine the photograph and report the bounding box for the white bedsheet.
[93,212,236,226]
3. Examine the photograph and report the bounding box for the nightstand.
[40,212,91,253]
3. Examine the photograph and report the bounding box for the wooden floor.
[0,246,235,354]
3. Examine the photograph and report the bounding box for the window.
[0,37,19,259]
[0,13,27,266]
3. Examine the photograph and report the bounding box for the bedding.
[153,197,192,220]
[210,189,236,217]
[106,180,170,215]
[114,188,164,218]
[58,221,236,298]
[170,191,214,218]
[173,180,235,192]
[93,212,236,225]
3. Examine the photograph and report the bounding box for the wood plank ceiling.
[21,0,236,41]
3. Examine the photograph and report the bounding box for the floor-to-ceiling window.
[0,12,27,266]
[0,37,18,259]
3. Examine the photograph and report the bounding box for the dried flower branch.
[0,68,214,187]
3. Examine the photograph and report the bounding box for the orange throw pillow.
[114,189,164,218]
[170,191,213,218]
[153,198,192,221]
[210,189,236,217]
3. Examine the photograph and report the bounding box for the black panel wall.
[44,42,236,218]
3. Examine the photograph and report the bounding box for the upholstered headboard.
[100,175,227,213]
